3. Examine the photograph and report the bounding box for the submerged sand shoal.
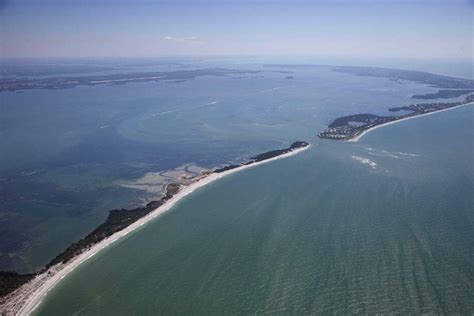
[3,145,309,316]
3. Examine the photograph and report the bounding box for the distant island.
[262,64,474,142]
[0,68,261,92]
[0,141,309,315]
[318,94,473,141]
[328,66,474,90]
[411,89,474,99]
[264,64,474,99]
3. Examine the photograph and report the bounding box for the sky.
[0,0,473,60]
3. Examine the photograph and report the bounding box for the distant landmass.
[0,68,261,92]
[264,64,474,90]
[329,66,474,89]
[263,64,474,142]
[412,89,474,99]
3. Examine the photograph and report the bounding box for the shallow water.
[0,61,437,272]
[35,105,474,314]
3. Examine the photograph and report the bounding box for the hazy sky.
[1,0,472,59]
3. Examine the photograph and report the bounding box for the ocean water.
[2,60,473,313]
[0,61,439,272]
[35,104,473,312]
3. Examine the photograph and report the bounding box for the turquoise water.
[35,106,474,314]
[1,61,438,272]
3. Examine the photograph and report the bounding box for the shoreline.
[348,102,474,142]
[6,144,310,316]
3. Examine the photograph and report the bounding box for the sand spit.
[1,145,309,316]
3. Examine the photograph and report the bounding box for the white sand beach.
[1,145,309,316]
[348,102,474,142]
